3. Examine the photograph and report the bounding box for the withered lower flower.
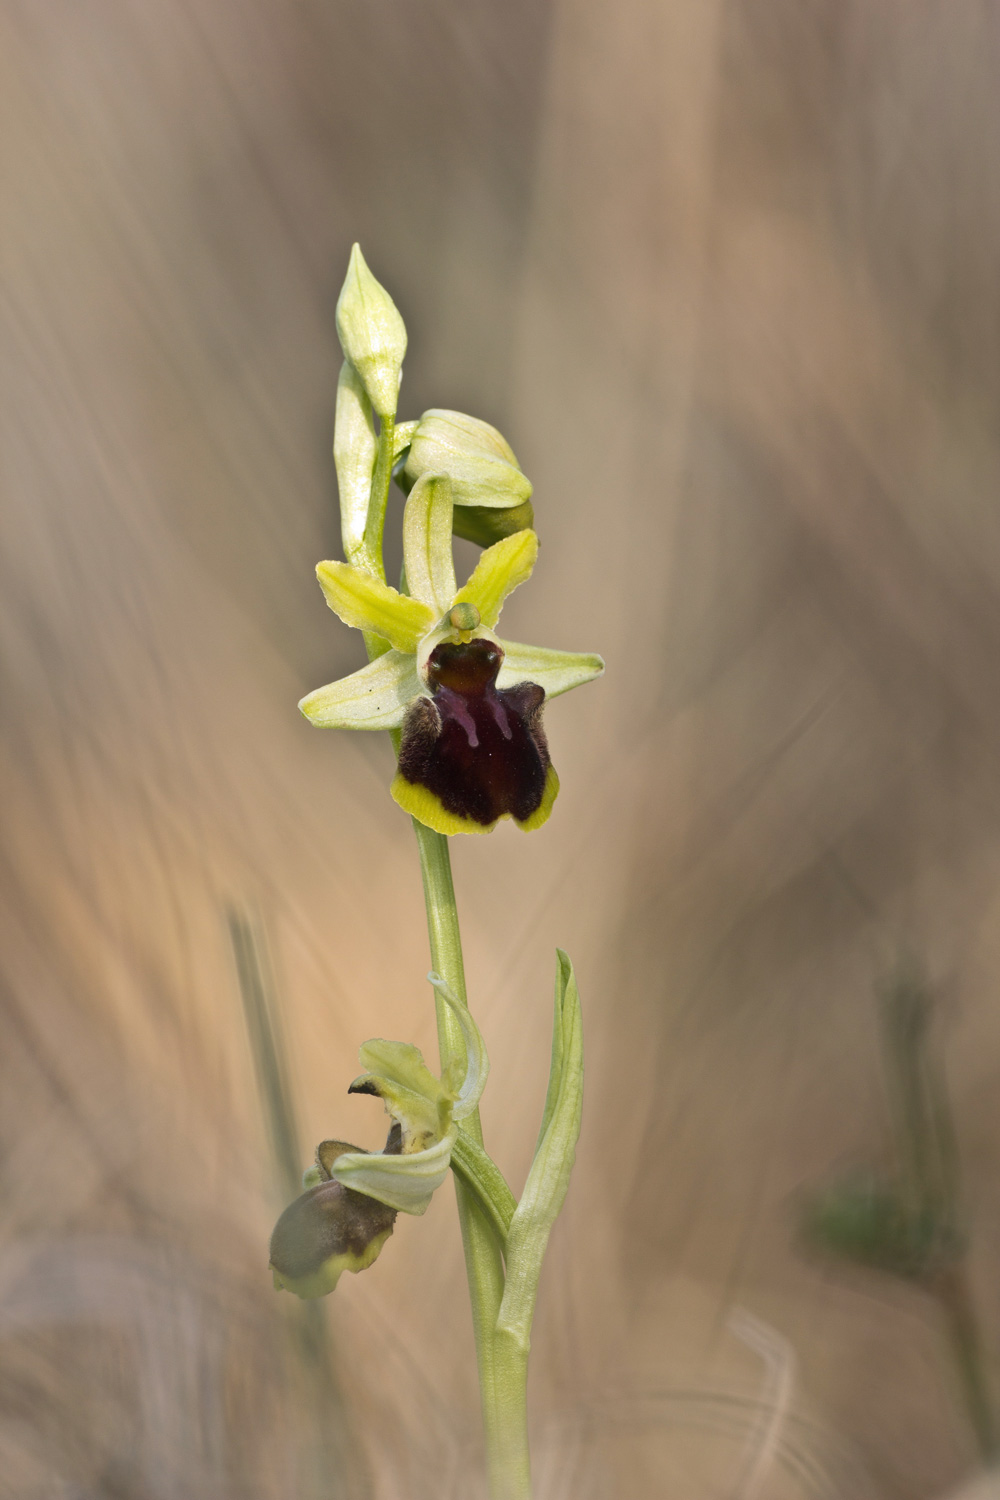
[269,1134,400,1299]
[299,473,603,835]
[270,976,488,1298]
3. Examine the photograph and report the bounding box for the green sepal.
[330,1128,457,1215]
[496,950,584,1351]
[496,641,605,700]
[333,361,377,563]
[298,649,422,731]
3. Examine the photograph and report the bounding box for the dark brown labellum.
[397,639,550,828]
[269,1175,397,1283]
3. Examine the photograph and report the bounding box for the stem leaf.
[496,950,583,1352]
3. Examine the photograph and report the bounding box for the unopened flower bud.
[404,410,533,511]
[335,245,407,419]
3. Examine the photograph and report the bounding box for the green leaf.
[496,950,584,1351]
[496,641,605,700]
[402,475,458,614]
[298,649,422,730]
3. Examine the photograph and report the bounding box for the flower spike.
[304,254,604,834]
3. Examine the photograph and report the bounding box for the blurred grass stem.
[880,972,999,1465]
[229,911,371,1497]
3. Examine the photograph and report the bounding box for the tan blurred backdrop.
[3,2,1000,1496]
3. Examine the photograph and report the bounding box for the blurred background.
[3,1,1000,1495]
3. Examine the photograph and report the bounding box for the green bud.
[335,244,407,419]
[404,410,533,511]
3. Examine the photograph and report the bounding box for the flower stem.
[411,818,532,1500]
[363,412,396,574]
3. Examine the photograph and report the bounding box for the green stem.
[451,1130,517,1244]
[411,818,532,1500]
[363,412,395,574]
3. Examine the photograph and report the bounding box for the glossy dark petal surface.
[397,639,550,827]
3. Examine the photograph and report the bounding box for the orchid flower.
[269,974,488,1298]
[300,473,604,835]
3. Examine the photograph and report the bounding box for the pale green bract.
[329,972,489,1216]
[300,474,604,731]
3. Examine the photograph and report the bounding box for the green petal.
[402,475,457,614]
[496,951,584,1349]
[452,529,538,630]
[427,973,489,1119]
[299,650,422,730]
[353,1037,454,1147]
[350,1074,445,1152]
[333,361,377,562]
[330,1128,456,1215]
[357,1038,445,1101]
[496,641,605,699]
[316,561,434,652]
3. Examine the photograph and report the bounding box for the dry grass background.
[3,1,1000,1496]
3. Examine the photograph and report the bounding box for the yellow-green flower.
[300,473,604,835]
